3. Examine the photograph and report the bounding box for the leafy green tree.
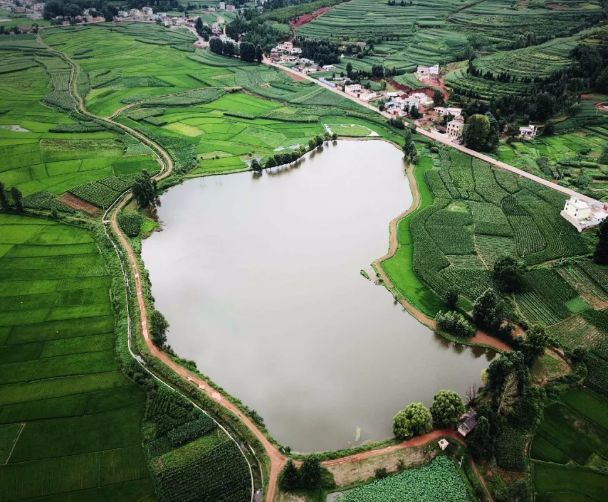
[436,310,475,338]
[433,89,445,107]
[346,62,353,78]
[195,17,204,36]
[467,415,493,460]
[279,460,300,491]
[485,112,500,151]
[251,159,262,172]
[0,181,10,211]
[493,255,524,293]
[10,187,23,213]
[209,37,223,55]
[393,402,432,439]
[132,170,157,210]
[600,144,608,165]
[463,113,490,151]
[151,310,169,347]
[223,41,236,57]
[402,128,417,164]
[255,44,263,63]
[594,218,608,264]
[521,325,549,367]
[445,288,458,310]
[239,41,255,62]
[431,390,465,428]
[409,105,421,119]
[472,288,503,333]
[299,456,322,489]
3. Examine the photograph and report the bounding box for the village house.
[519,124,538,139]
[457,410,477,437]
[447,117,465,141]
[344,83,362,96]
[227,4,236,11]
[561,197,608,232]
[142,6,153,17]
[321,64,335,71]
[416,64,440,82]
[434,106,462,119]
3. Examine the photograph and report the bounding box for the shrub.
[118,212,143,237]
[436,310,475,338]
[393,403,432,440]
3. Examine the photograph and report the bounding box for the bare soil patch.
[59,193,100,215]
[291,7,329,29]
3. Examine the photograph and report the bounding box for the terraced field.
[298,0,602,72]
[0,214,155,500]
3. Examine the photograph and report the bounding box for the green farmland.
[298,0,602,72]
[0,35,157,199]
[530,388,608,500]
[381,146,596,325]
[0,214,155,500]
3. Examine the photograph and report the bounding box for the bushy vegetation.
[392,402,432,440]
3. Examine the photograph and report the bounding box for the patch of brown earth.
[59,193,100,215]
[291,7,329,29]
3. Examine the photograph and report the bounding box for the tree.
[463,114,490,151]
[239,41,255,62]
[255,45,263,63]
[0,181,10,211]
[209,37,224,55]
[150,310,169,347]
[393,402,432,439]
[521,325,549,366]
[409,105,421,119]
[299,456,322,489]
[433,89,445,107]
[431,390,465,428]
[223,41,236,57]
[132,170,157,209]
[600,144,608,165]
[195,17,204,36]
[533,92,555,121]
[467,415,493,460]
[493,255,523,293]
[485,112,499,151]
[250,159,262,172]
[279,460,300,491]
[402,128,417,164]
[436,310,475,338]
[346,62,353,78]
[10,187,23,213]
[445,288,458,310]
[472,288,504,333]
[594,218,608,264]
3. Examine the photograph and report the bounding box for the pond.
[142,140,494,452]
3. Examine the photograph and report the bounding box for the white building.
[416,64,440,81]
[447,118,464,140]
[434,106,462,119]
[219,1,226,9]
[519,124,538,139]
[344,84,362,96]
[561,197,608,232]
[142,6,153,16]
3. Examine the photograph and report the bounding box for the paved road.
[265,59,601,207]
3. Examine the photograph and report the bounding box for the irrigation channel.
[142,140,495,452]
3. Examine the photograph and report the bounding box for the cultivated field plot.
[0,214,154,500]
[0,36,156,200]
[530,388,608,501]
[298,0,601,72]
[335,455,470,502]
[381,147,593,326]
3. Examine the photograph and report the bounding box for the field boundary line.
[5,423,26,465]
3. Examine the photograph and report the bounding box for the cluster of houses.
[1,0,43,20]
[385,91,434,116]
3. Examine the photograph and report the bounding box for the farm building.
[344,84,363,96]
[416,64,440,81]
[519,124,538,139]
[561,197,608,232]
[447,118,464,140]
[434,106,462,119]
[457,410,477,437]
